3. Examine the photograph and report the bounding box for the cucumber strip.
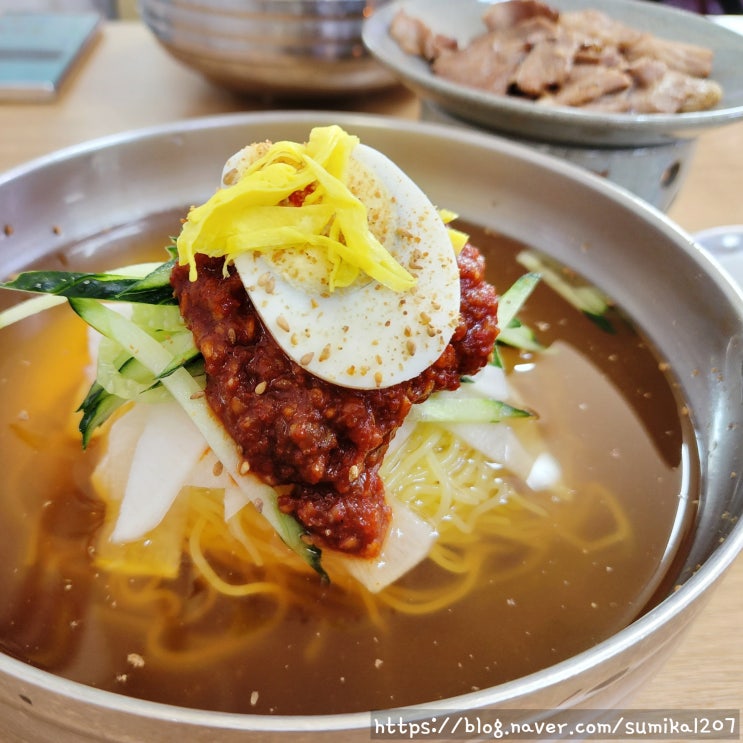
[490,273,544,363]
[68,297,326,579]
[116,259,176,304]
[498,272,540,331]
[412,392,532,424]
[0,261,176,306]
[516,250,612,323]
[0,262,172,330]
[97,343,161,400]
[79,351,162,447]
[0,294,66,329]
[131,303,186,333]
[78,383,127,448]
[3,270,149,300]
[497,320,546,353]
[77,339,204,449]
[79,355,206,447]
[491,344,505,370]
[157,343,202,379]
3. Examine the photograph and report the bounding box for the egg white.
[223,141,461,389]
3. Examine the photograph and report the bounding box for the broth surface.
[0,213,697,714]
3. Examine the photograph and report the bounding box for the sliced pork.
[432,33,526,95]
[389,0,722,114]
[389,9,457,62]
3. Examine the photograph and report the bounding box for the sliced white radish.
[445,422,560,491]
[341,496,437,593]
[110,401,207,543]
[91,402,148,502]
[464,363,511,400]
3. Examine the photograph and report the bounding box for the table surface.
[0,20,741,722]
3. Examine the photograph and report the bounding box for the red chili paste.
[170,243,498,558]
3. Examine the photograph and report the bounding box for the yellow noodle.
[356,584,387,632]
[188,519,284,599]
[379,565,481,615]
[88,413,633,670]
[0,286,654,692]
[553,481,633,554]
[303,620,329,664]
[106,573,184,618]
[427,542,479,575]
[143,608,282,670]
[226,513,266,567]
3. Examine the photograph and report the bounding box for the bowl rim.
[1,110,742,733]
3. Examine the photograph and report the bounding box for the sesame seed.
[406,340,416,356]
[276,315,290,332]
[319,344,331,362]
[239,460,251,475]
[212,460,224,477]
[264,276,275,294]
[227,327,237,344]
[255,381,267,395]
[127,653,145,668]
[374,371,383,386]
[223,168,239,185]
[349,465,360,481]
[300,352,314,366]
[189,390,205,399]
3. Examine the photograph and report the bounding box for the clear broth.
[0,213,698,715]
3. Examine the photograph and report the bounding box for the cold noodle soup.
[0,212,697,715]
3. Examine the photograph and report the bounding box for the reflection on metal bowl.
[139,0,397,97]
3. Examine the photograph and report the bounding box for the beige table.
[1,20,741,724]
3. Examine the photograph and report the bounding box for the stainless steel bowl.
[0,112,742,741]
[139,0,397,97]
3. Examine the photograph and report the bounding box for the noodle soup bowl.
[0,112,741,741]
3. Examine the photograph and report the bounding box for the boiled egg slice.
[224,138,461,390]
